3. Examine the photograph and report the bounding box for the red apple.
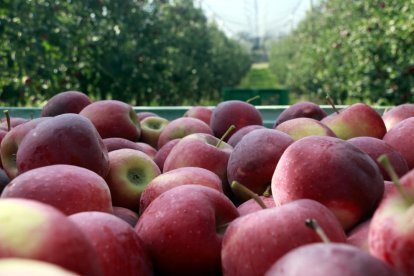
[1,164,113,215]
[112,206,139,227]
[273,101,328,127]
[103,137,144,152]
[382,103,414,131]
[41,90,92,117]
[136,142,157,159]
[183,105,213,125]
[153,138,181,171]
[0,117,28,131]
[237,195,277,216]
[347,219,371,252]
[136,111,159,122]
[227,125,265,147]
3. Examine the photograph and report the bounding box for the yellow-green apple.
[237,195,277,216]
[382,103,414,131]
[69,211,153,276]
[210,100,262,141]
[80,99,141,141]
[369,168,414,275]
[163,133,233,195]
[135,185,239,276]
[103,137,144,152]
[139,116,169,149]
[321,103,386,140]
[227,129,293,202]
[136,142,157,159]
[227,125,265,147]
[139,166,224,214]
[272,136,384,231]
[348,136,409,180]
[275,117,336,140]
[273,101,328,127]
[183,105,213,125]
[0,198,102,276]
[153,138,180,171]
[105,148,161,212]
[383,117,414,170]
[0,259,80,276]
[221,199,346,276]
[41,91,92,117]
[15,114,110,178]
[0,117,50,178]
[265,243,399,276]
[112,206,139,227]
[1,164,113,215]
[157,117,213,148]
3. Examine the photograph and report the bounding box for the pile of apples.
[0,90,414,275]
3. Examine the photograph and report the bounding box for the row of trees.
[0,0,252,106]
[269,0,414,105]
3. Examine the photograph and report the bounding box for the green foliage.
[238,63,279,89]
[269,0,414,105]
[0,0,252,106]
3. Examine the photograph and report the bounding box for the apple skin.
[348,136,409,181]
[272,136,384,231]
[369,169,414,275]
[382,103,414,131]
[275,117,337,140]
[183,105,213,125]
[210,100,263,141]
[347,219,371,252]
[136,111,159,122]
[69,211,153,276]
[153,138,181,171]
[264,243,399,276]
[0,117,29,131]
[41,90,92,117]
[103,137,144,152]
[0,128,7,168]
[15,114,110,178]
[112,206,139,227]
[383,117,414,170]
[227,128,294,201]
[0,198,102,276]
[321,103,387,140]
[227,125,265,147]
[105,148,161,212]
[1,164,113,215]
[136,142,157,159]
[0,259,80,276]
[139,166,224,214]
[135,185,239,276]
[221,199,347,276]
[273,101,328,127]
[237,195,277,216]
[157,117,213,148]
[0,168,10,193]
[0,117,50,179]
[80,99,141,141]
[139,116,169,149]
[163,133,233,195]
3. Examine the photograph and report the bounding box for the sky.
[196,0,315,38]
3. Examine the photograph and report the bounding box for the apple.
[227,124,265,147]
[321,103,387,140]
[0,117,28,131]
[273,101,328,127]
[237,195,277,216]
[0,258,80,276]
[135,184,239,276]
[347,219,371,252]
[15,114,110,178]
[105,148,161,212]
[210,100,263,141]
[80,99,141,141]
[1,164,113,215]
[0,168,10,193]
[139,116,169,149]
[112,206,139,227]
[136,142,157,159]
[272,136,384,230]
[227,128,293,201]
[221,199,347,276]
[41,90,92,117]
[183,105,213,125]
[383,117,414,170]
[163,133,233,196]
[0,117,50,179]
[275,117,337,140]
[382,103,414,131]
[103,137,144,152]
[0,198,102,276]
[265,243,399,276]
[157,117,213,148]
[69,211,153,276]
[0,128,7,168]
[348,136,409,181]
[136,111,159,122]
[153,138,181,171]
[139,166,224,214]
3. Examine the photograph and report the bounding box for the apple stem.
[216,124,236,148]
[325,94,339,114]
[262,185,271,197]
[3,110,11,131]
[231,181,267,209]
[246,95,260,104]
[378,154,414,205]
[305,218,331,243]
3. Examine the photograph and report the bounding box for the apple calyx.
[216,124,236,148]
[3,110,11,131]
[246,95,260,104]
[262,185,271,197]
[378,154,414,205]
[325,94,339,114]
[231,181,267,209]
[305,218,331,243]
